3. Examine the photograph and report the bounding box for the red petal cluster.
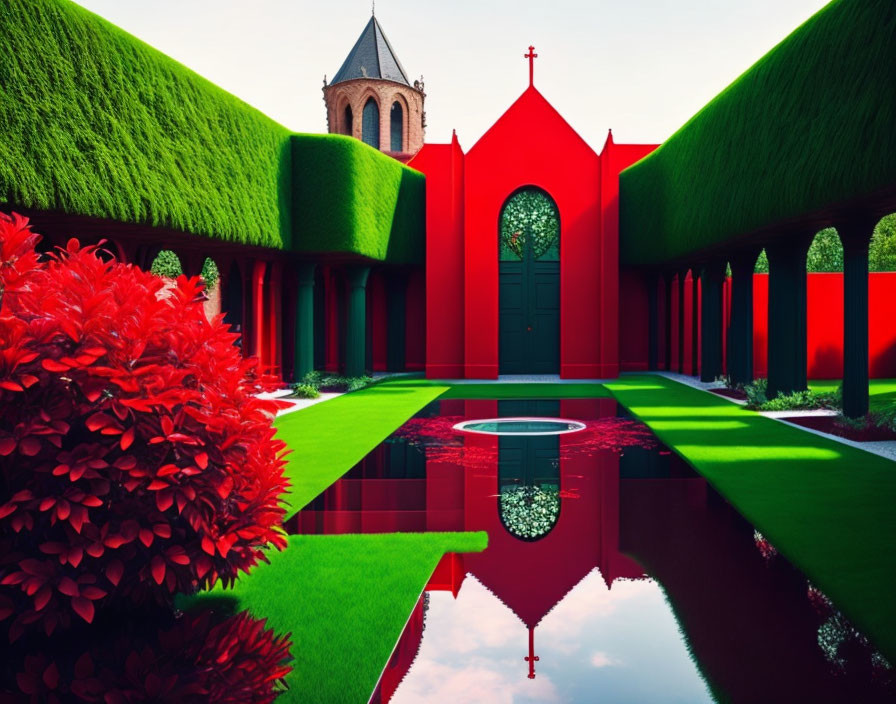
[0,214,289,639]
[5,608,292,703]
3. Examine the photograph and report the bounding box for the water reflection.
[295,398,895,704]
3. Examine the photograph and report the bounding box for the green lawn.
[809,378,896,410]
[274,380,447,518]
[436,382,610,399]
[605,375,896,662]
[181,532,487,703]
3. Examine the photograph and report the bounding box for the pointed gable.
[467,86,598,162]
[331,17,411,86]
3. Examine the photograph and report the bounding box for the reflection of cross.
[525,626,540,679]
[524,46,538,87]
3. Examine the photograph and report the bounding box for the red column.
[268,261,283,377]
[369,270,388,372]
[324,266,341,373]
[251,260,267,365]
[405,270,426,371]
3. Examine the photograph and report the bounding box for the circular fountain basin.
[452,417,586,436]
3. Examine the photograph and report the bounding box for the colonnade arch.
[647,212,896,418]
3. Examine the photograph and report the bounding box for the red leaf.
[120,427,135,450]
[33,585,52,611]
[42,359,69,372]
[150,556,166,585]
[19,437,41,456]
[195,451,208,469]
[139,528,154,548]
[0,437,15,455]
[153,523,172,539]
[105,560,124,586]
[42,662,60,690]
[20,374,40,388]
[85,412,113,432]
[71,596,94,623]
[216,476,234,499]
[79,586,107,600]
[156,491,174,512]
[58,577,79,597]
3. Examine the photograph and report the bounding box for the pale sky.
[75,0,830,151]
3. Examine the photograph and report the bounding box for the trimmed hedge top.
[292,134,424,265]
[0,0,423,264]
[620,0,896,267]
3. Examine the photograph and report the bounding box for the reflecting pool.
[293,398,895,704]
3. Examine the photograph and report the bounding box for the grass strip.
[809,378,896,410]
[436,382,610,399]
[605,374,896,661]
[274,380,447,517]
[181,532,487,703]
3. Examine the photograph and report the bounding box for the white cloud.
[590,652,621,669]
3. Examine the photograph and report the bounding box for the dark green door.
[499,189,560,374]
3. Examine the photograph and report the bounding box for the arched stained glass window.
[343,105,353,136]
[362,98,380,149]
[390,101,403,151]
[499,188,560,261]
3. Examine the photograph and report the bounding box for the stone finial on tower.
[322,16,425,158]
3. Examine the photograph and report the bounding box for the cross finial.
[372,0,375,15]
[524,45,538,87]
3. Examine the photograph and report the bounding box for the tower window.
[362,98,380,149]
[390,101,403,152]
[343,105,353,136]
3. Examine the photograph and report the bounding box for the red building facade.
[409,82,656,379]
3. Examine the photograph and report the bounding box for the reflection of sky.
[392,570,713,704]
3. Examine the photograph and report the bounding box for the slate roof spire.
[331,16,411,86]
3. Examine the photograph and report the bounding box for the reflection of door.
[497,400,560,488]
[497,400,561,540]
[499,189,560,374]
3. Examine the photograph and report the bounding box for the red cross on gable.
[524,45,538,87]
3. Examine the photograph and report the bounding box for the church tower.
[323,14,425,159]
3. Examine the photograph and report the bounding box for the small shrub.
[870,403,896,432]
[299,372,373,393]
[301,370,322,387]
[200,257,219,291]
[291,383,319,399]
[760,389,824,411]
[149,249,183,279]
[744,378,768,408]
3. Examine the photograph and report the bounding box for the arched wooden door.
[498,188,560,374]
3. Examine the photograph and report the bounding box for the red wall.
[408,136,465,378]
[753,272,896,379]
[620,271,896,380]
[602,141,657,376]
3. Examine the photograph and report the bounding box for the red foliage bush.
[7,608,291,703]
[0,213,289,639]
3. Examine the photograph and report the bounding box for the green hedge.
[620,0,896,267]
[0,0,423,263]
[291,135,424,264]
